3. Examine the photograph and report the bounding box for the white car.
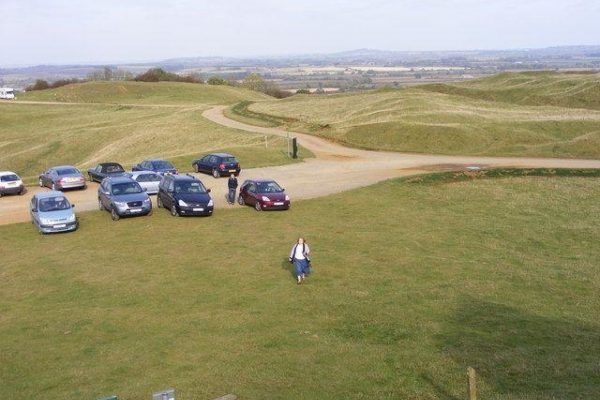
[126,171,162,195]
[0,171,25,197]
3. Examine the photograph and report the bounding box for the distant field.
[0,83,310,183]
[1,174,598,399]
[237,71,600,158]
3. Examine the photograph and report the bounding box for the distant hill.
[242,71,600,159]
[20,81,270,105]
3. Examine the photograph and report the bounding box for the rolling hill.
[238,71,600,158]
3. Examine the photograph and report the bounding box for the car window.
[95,165,102,172]
[38,196,71,212]
[56,168,79,175]
[222,157,237,163]
[201,155,210,162]
[0,174,19,182]
[111,182,143,195]
[153,160,174,170]
[247,183,256,193]
[174,180,206,194]
[137,173,160,182]
[167,180,175,192]
[105,164,124,173]
[209,156,218,164]
[256,181,283,193]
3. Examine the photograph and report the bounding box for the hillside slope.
[20,81,270,105]
[242,72,600,158]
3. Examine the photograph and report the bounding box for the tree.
[207,76,227,85]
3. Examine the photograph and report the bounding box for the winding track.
[2,105,600,226]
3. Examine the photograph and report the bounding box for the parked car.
[87,162,127,182]
[0,171,25,197]
[238,179,290,211]
[39,165,86,191]
[98,176,152,221]
[132,159,177,175]
[126,171,162,195]
[192,153,241,178]
[30,191,78,234]
[157,174,213,217]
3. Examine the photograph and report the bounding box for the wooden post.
[467,367,477,400]
[264,135,268,148]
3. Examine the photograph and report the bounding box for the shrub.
[133,68,202,83]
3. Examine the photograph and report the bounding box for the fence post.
[467,367,477,400]
[264,135,268,148]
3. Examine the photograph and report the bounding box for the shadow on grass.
[280,257,296,280]
[438,300,600,399]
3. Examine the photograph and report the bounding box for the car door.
[165,179,176,208]
[246,183,258,205]
[30,197,40,226]
[198,156,209,173]
[99,181,111,209]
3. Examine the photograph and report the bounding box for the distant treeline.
[25,67,294,99]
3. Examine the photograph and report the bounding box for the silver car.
[39,165,86,191]
[126,171,162,195]
[30,191,78,234]
[98,176,152,221]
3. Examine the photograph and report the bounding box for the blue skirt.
[294,258,310,277]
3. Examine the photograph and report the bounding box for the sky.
[1,0,599,66]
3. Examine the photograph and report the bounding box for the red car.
[238,179,290,211]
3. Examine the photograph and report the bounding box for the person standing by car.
[289,237,311,284]
[227,173,238,204]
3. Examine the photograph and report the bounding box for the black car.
[87,162,127,183]
[157,174,214,217]
[191,153,241,178]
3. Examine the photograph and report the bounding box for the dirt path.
[2,105,600,226]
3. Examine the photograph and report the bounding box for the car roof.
[105,176,136,184]
[129,170,158,175]
[146,159,169,163]
[98,162,123,167]
[35,190,68,199]
[209,152,235,158]
[0,171,19,176]
[169,174,200,181]
[244,179,277,184]
[52,165,79,170]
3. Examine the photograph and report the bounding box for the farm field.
[238,71,600,159]
[1,174,598,399]
[0,82,311,184]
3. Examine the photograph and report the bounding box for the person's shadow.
[280,257,296,279]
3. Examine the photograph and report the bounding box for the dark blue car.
[132,159,177,175]
[191,153,241,178]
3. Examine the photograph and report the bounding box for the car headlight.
[143,198,151,204]
[261,196,270,202]
[178,199,188,207]
[285,195,290,201]
[207,199,214,207]
[40,218,52,225]
[67,214,76,222]
[114,201,128,208]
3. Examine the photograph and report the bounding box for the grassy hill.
[236,71,600,158]
[1,83,309,183]
[1,172,598,399]
[20,81,270,105]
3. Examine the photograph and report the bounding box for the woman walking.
[289,237,311,284]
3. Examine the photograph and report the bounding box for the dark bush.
[26,78,82,91]
[133,68,202,83]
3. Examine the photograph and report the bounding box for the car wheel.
[98,199,104,211]
[18,187,26,195]
[170,205,179,217]
[212,169,219,179]
[157,196,163,208]
[193,164,199,173]
[255,201,262,211]
[238,195,245,206]
[111,207,120,221]
[38,178,44,188]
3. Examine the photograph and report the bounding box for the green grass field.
[234,71,600,158]
[0,83,311,184]
[1,174,598,399]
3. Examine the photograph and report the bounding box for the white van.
[0,88,15,100]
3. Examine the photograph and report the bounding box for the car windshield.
[175,181,206,194]
[105,165,124,173]
[0,174,19,182]
[57,168,79,175]
[111,182,143,195]
[222,157,237,163]
[38,196,71,212]
[256,181,283,193]
[152,161,174,170]
[137,173,161,182]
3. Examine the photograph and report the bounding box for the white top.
[290,243,310,260]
